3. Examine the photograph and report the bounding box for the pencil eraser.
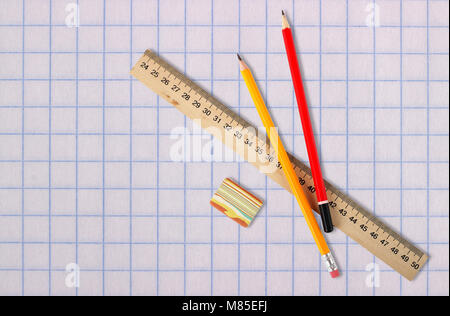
[210,178,263,228]
[330,269,340,279]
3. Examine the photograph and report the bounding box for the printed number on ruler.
[131,50,428,281]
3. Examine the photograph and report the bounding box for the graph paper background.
[0,0,448,296]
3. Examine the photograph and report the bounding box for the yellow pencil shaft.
[241,68,330,255]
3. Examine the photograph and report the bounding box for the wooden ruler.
[131,49,428,281]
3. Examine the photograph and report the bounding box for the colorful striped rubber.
[210,178,263,227]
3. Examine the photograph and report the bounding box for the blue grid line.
[2,132,449,137]
[210,0,214,295]
[237,0,241,297]
[183,0,187,296]
[399,0,404,295]
[156,0,160,296]
[6,159,447,164]
[21,0,25,297]
[102,0,106,296]
[4,50,450,55]
[0,240,447,246]
[345,0,350,297]
[75,0,80,297]
[1,210,448,218]
[318,0,323,296]
[129,0,134,296]
[1,267,447,273]
[264,0,268,296]
[1,106,448,111]
[2,78,448,83]
[426,0,431,296]
[2,22,448,28]
[1,214,448,220]
[372,0,377,297]
[291,0,296,297]
[0,186,449,192]
[48,0,52,296]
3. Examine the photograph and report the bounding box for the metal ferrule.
[322,252,338,272]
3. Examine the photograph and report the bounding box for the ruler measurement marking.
[132,50,428,281]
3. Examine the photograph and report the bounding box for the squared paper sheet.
[0,0,448,296]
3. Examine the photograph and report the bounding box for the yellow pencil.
[238,54,339,278]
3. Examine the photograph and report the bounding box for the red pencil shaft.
[282,27,327,203]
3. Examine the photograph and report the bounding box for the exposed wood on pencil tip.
[237,54,248,71]
[281,10,290,29]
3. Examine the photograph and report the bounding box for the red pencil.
[281,11,333,233]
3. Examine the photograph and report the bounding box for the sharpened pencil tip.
[281,10,290,29]
[237,55,247,71]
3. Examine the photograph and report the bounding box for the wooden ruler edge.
[131,50,429,281]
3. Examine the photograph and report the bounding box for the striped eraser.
[210,178,263,227]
